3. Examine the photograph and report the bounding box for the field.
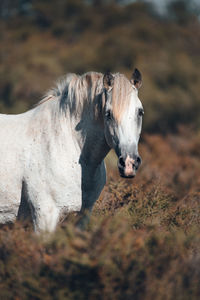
[0,1,200,299]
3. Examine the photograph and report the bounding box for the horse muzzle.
[118,155,141,178]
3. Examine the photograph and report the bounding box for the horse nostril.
[119,156,125,167]
[136,156,142,166]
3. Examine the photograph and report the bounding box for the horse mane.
[37,71,133,122]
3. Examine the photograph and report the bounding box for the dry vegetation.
[0,1,200,299]
[1,129,200,300]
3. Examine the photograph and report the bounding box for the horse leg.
[77,162,106,229]
[29,198,60,233]
[77,205,93,229]
[0,185,22,224]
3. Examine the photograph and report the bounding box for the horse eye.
[138,108,144,117]
[105,110,112,120]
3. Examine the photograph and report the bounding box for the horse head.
[103,69,143,178]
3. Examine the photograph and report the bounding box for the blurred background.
[0,0,200,134]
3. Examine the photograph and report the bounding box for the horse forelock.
[111,74,133,123]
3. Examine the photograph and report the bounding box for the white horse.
[0,69,144,232]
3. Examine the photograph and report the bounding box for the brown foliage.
[0,128,200,299]
[0,1,200,133]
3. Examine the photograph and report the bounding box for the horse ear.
[131,68,142,89]
[103,71,114,92]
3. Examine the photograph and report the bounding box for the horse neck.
[80,123,110,168]
[71,103,110,169]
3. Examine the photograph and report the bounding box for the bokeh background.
[0,1,200,299]
[1,0,200,133]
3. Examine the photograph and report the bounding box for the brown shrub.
[1,129,200,299]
